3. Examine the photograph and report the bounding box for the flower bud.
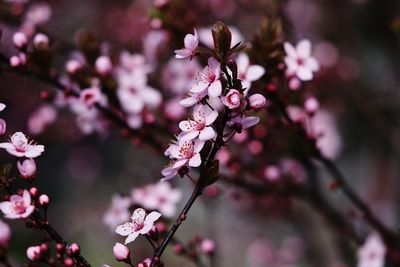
[304,97,319,114]
[39,194,50,207]
[10,56,21,67]
[33,33,49,49]
[29,187,39,197]
[63,258,74,266]
[13,32,28,48]
[26,246,41,261]
[221,89,241,109]
[0,119,6,136]
[201,239,216,255]
[113,242,130,262]
[66,59,82,74]
[17,159,36,180]
[212,21,232,58]
[249,94,266,111]
[69,243,80,255]
[95,56,112,75]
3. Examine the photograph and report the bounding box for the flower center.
[13,200,26,214]
[178,141,194,158]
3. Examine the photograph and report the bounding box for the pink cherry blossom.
[95,56,113,75]
[236,53,265,89]
[221,89,242,109]
[113,242,130,262]
[26,245,41,261]
[284,39,319,81]
[103,194,131,231]
[0,190,35,219]
[0,132,44,158]
[175,28,199,59]
[167,138,205,168]
[357,234,386,267]
[190,57,222,98]
[17,158,36,179]
[0,220,11,247]
[131,182,182,218]
[179,89,208,107]
[179,105,218,141]
[13,32,28,48]
[115,208,162,244]
[249,94,266,111]
[80,87,105,107]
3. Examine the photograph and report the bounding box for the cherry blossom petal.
[296,66,313,81]
[184,33,198,50]
[245,65,265,81]
[124,232,140,244]
[189,153,201,167]
[284,42,297,58]
[284,57,298,72]
[22,190,31,206]
[190,81,209,93]
[0,202,12,215]
[180,96,198,107]
[116,223,134,236]
[173,159,188,168]
[178,120,192,132]
[205,110,218,125]
[180,131,199,141]
[236,53,249,74]
[21,206,35,218]
[0,104,6,112]
[296,39,311,58]
[199,127,216,141]
[305,57,320,72]
[242,116,260,129]
[208,57,221,77]
[131,208,146,222]
[208,80,222,97]
[175,49,192,59]
[193,139,205,152]
[24,145,45,158]
[145,211,162,223]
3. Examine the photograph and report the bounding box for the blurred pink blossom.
[0,190,35,219]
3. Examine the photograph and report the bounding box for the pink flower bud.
[0,220,11,247]
[63,258,74,266]
[39,194,50,207]
[201,239,216,254]
[17,159,36,179]
[33,33,49,49]
[0,119,6,136]
[264,165,281,182]
[29,187,39,197]
[288,77,301,90]
[13,32,28,48]
[221,89,241,109]
[95,56,112,75]
[26,245,41,261]
[10,56,21,67]
[66,59,82,74]
[113,243,130,262]
[304,97,319,114]
[249,94,266,111]
[69,243,80,254]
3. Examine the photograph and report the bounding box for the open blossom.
[175,28,199,59]
[284,39,319,81]
[167,138,205,168]
[115,208,161,244]
[80,87,106,107]
[190,57,222,98]
[103,194,131,231]
[221,89,241,109]
[0,190,35,219]
[131,182,182,218]
[179,105,218,141]
[0,103,6,136]
[236,53,265,89]
[357,234,386,267]
[0,132,44,158]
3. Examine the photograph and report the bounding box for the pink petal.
[0,202,12,214]
[116,223,134,236]
[242,116,260,129]
[174,49,191,59]
[21,205,35,218]
[180,96,198,107]
[284,57,298,73]
[24,145,44,158]
[180,131,199,141]
[305,57,319,72]
[173,159,188,168]
[205,110,218,125]
[22,190,31,206]
[284,42,297,58]
[193,139,205,152]
[199,127,215,141]
[145,211,162,223]
[296,66,313,81]
[190,81,209,93]
[189,153,201,167]
[236,53,249,74]
[208,57,221,77]
[208,80,222,97]
[245,65,265,81]
[124,232,139,244]
[296,39,311,58]
[184,33,198,50]
[178,120,192,132]
[0,104,6,112]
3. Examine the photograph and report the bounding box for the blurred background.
[0,0,399,266]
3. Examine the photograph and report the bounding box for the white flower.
[175,28,199,59]
[0,190,35,219]
[284,39,319,81]
[357,234,386,267]
[168,139,205,168]
[190,57,222,98]
[115,208,161,244]
[179,105,218,141]
[0,132,44,158]
[236,53,265,89]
